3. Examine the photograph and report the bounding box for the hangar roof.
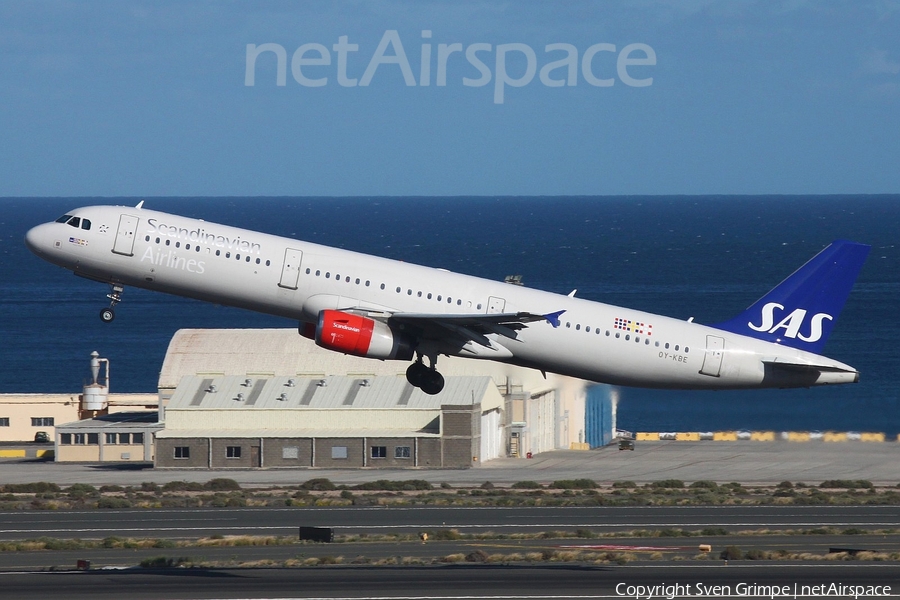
[157,329,570,395]
[167,375,494,411]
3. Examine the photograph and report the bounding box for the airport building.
[17,329,615,467]
[153,329,610,469]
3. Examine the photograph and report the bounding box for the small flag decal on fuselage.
[614,317,652,336]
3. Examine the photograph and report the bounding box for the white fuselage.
[25,205,859,389]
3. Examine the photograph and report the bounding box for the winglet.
[543,310,566,328]
[135,200,145,209]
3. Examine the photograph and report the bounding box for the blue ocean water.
[1,196,897,434]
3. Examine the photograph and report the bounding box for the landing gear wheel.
[420,369,444,395]
[406,360,445,395]
[406,361,429,388]
[100,308,115,323]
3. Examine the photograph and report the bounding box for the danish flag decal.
[713,240,870,354]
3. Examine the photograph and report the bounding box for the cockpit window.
[81,219,91,230]
[55,214,72,223]
[66,217,81,228]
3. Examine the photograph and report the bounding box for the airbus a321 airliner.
[25,203,869,395]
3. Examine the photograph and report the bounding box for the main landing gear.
[406,354,444,395]
[100,284,124,323]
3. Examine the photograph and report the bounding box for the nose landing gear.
[406,354,445,395]
[100,284,124,323]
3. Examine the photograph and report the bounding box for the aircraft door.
[487,296,506,314]
[278,248,303,289]
[112,214,139,256]
[700,335,725,377]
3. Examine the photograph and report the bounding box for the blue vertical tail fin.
[712,240,870,354]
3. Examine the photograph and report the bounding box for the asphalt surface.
[1,564,899,599]
[3,442,900,486]
[2,505,899,540]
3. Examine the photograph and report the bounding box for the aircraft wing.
[386,311,560,347]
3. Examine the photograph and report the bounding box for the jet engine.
[313,310,415,361]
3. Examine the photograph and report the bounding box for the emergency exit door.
[112,214,139,256]
[700,335,725,377]
[278,248,303,290]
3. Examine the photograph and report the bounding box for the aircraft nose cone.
[24,224,48,255]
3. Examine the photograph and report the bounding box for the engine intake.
[314,310,414,361]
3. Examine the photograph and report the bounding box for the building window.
[226,446,242,459]
[118,433,131,444]
[371,446,387,459]
[133,432,144,444]
[87,433,99,445]
[282,446,299,459]
[0,418,9,427]
[60,433,72,445]
[395,446,411,459]
[174,446,190,459]
[74,433,86,444]
[105,433,117,444]
[31,417,54,427]
[331,446,348,459]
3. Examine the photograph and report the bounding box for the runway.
[0,564,898,599]
[1,505,898,540]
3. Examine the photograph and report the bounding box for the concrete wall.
[156,438,210,468]
[165,408,441,433]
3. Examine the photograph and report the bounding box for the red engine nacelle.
[314,310,415,361]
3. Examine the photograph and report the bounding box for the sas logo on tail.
[748,302,833,343]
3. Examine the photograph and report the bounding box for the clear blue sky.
[1,1,898,197]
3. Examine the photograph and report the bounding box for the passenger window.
[675,345,680,351]
[407,289,412,295]
[396,287,401,293]
[565,322,570,328]
[417,291,422,297]
[380,283,385,290]
[325,272,330,278]
[256,258,260,264]
[437,295,442,301]
[335,274,340,280]
[306,268,311,274]
[315,270,320,276]
[81,219,91,230]
[355,278,360,284]
[685,347,689,353]
[625,335,630,341]
[166,240,171,246]
[265,260,270,266]
[144,235,150,242]
[427,293,432,299]
[156,237,160,244]
[186,244,191,250]
[246,256,251,262]
[457,299,462,306]
[236,254,240,260]
[576,324,581,331]
[345,276,350,282]
[365,281,370,286]
[176,242,181,248]
[477,304,482,310]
